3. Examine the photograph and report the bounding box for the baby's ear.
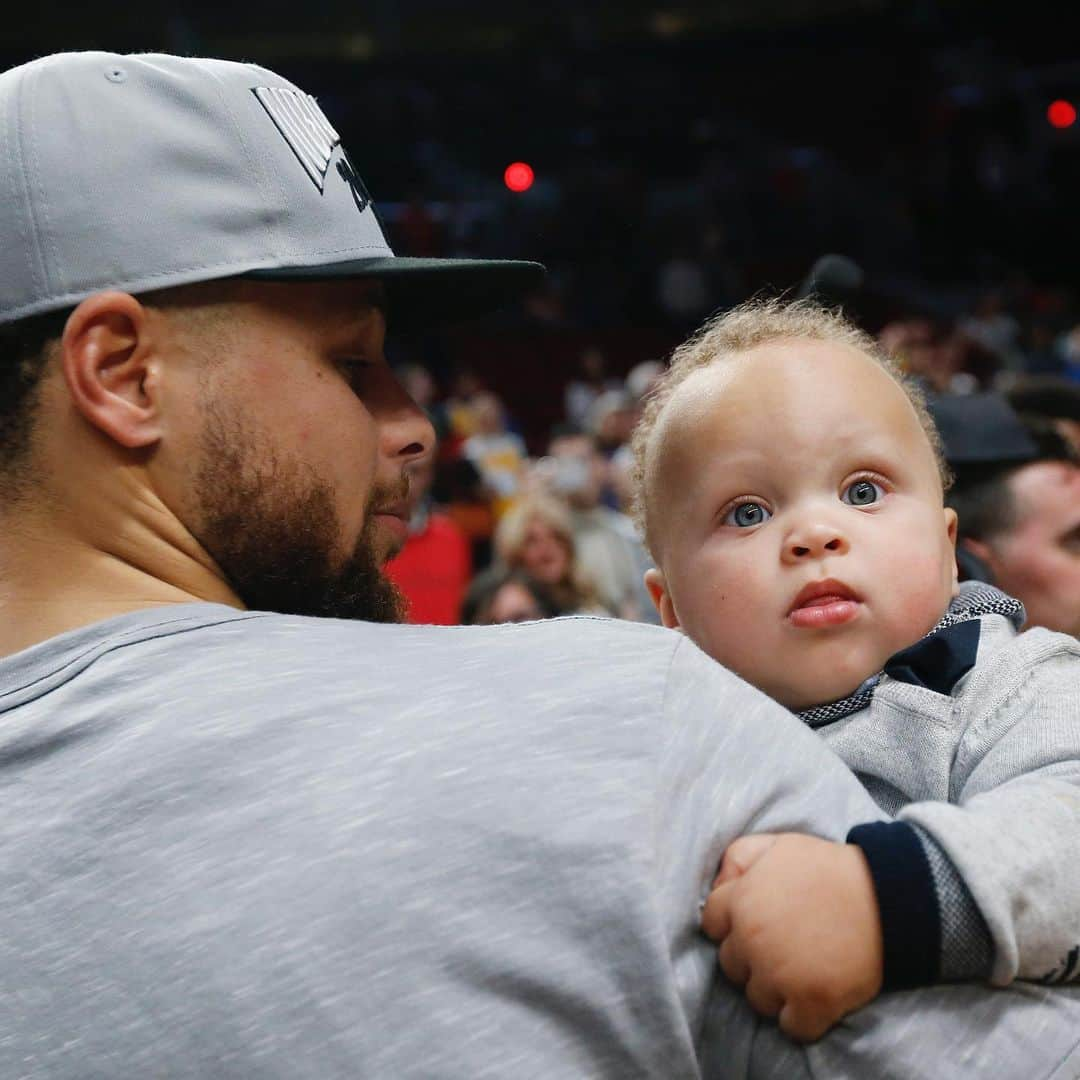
[644,568,681,630]
[943,507,960,597]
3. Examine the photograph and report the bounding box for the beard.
[190,399,406,623]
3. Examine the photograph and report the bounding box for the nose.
[377,369,436,468]
[781,519,850,564]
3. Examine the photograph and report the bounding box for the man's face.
[647,339,958,709]
[165,280,433,621]
[982,461,1080,637]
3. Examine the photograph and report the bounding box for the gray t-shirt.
[1,605,1078,1078]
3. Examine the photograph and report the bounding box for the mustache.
[366,473,411,515]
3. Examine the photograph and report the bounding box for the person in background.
[395,362,450,443]
[493,494,606,615]
[461,391,528,519]
[1007,376,1080,456]
[931,393,1080,638]
[564,346,620,429]
[625,359,664,405]
[383,454,472,624]
[587,387,638,461]
[608,360,666,516]
[544,425,657,621]
[460,566,559,625]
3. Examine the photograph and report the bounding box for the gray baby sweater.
[824,604,1080,988]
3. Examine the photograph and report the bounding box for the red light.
[504,161,535,193]
[1048,100,1077,129]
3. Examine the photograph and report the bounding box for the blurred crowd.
[385,292,1080,637]
[385,350,664,626]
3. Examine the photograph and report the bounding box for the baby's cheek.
[889,574,952,646]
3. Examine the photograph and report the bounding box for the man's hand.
[701,833,884,1042]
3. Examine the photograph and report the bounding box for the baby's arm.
[892,641,1080,986]
[703,635,1080,1038]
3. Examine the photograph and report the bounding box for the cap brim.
[245,257,546,331]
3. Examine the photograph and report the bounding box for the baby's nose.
[784,523,850,562]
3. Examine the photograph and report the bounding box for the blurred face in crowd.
[487,581,546,624]
[973,461,1080,638]
[644,338,958,709]
[471,393,505,436]
[548,433,605,509]
[166,280,432,620]
[518,515,572,586]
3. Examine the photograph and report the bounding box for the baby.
[631,298,1080,1040]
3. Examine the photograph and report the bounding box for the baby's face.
[645,338,958,710]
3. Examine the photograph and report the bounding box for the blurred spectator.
[625,360,664,405]
[460,566,560,625]
[608,361,666,514]
[1062,326,1080,383]
[461,392,528,518]
[949,457,1080,638]
[655,242,711,329]
[959,290,1023,373]
[493,495,607,616]
[396,362,449,442]
[1025,321,1068,378]
[1007,377,1080,457]
[879,318,954,393]
[934,394,1080,638]
[432,455,497,570]
[542,429,657,622]
[587,388,637,457]
[444,368,487,442]
[564,347,621,428]
[384,455,472,625]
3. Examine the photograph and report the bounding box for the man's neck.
[0,510,242,659]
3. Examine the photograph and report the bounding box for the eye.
[723,501,772,528]
[335,357,376,387]
[337,357,373,374]
[842,479,886,507]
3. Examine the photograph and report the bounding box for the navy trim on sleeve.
[847,820,941,990]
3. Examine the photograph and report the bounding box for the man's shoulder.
[136,608,690,691]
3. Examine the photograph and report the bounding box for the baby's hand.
[701,833,883,1042]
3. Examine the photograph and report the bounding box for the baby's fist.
[701,833,884,1042]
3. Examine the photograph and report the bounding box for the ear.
[943,506,960,596]
[60,291,164,450]
[644,567,681,630]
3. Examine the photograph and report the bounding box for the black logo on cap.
[336,155,372,214]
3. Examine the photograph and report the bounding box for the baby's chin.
[765,669,876,713]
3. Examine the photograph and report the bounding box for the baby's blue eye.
[724,502,772,527]
[842,479,885,507]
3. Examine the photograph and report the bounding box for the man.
[932,394,1080,637]
[952,459,1080,638]
[0,51,1077,1078]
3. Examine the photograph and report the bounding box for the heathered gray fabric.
[914,823,993,980]
[1,604,1079,1078]
[821,613,1080,986]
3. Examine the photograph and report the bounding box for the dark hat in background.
[927,393,1040,474]
[1006,376,1080,424]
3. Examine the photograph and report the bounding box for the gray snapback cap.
[0,51,545,329]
